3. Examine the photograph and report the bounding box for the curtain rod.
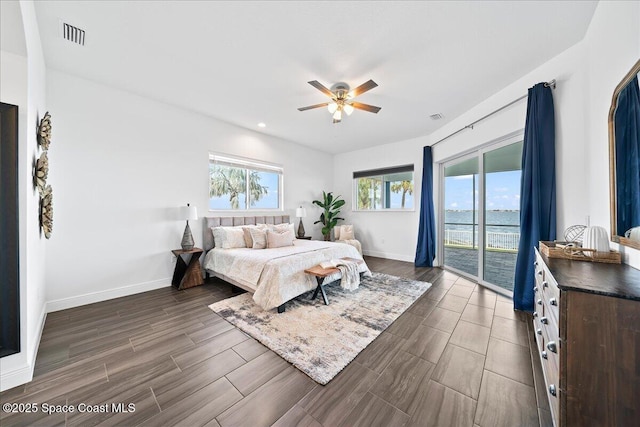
[430,79,556,148]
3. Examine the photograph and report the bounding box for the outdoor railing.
[444,229,520,251]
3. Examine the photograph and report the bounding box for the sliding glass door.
[441,136,523,293]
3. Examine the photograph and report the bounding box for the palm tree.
[390,180,413,208]
[209,165,268,209]
[357,178,381,209]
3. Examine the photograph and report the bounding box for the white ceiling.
[1,1,26,56]
[33,1,597,154]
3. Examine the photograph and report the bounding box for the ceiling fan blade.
[351,102,382,114]
[308,81,335,98]
[349,80,378,97]
[298,102,330,111]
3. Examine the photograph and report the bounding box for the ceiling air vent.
[61,22,85,46]
[429,113,444,120]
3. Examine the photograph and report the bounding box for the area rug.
[209,272,431,384]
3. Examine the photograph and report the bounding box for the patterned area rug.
[209,272,431,384]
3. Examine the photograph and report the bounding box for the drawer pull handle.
[549,384,557,396]
[540,317,549,324]
[534,286,538,293]
[534,261,538,267]
[541,351,547,359]
[549,297,557,306]
[542,281,548,289]
[547,341,557,353]
[533,311,538,318]
[536,328,542,335]
[537,270,543,276]
[537,299,543,306]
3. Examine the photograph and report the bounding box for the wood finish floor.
[0,257,549,427]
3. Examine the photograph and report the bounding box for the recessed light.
[257,122,266,128]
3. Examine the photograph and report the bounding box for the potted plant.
[313,191,345,241]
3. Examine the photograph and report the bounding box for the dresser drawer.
[538,319,560,423]
[534,252,560,326]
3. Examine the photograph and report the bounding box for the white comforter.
[203,240,371,310]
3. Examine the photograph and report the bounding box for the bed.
[203,215,371,311]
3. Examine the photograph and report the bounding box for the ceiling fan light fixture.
[327,102,338,114]
[343,103,354,115]
[333,109,342,121]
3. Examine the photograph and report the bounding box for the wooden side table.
[171,248,204,290]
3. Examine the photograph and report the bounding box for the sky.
[444,170,521,211]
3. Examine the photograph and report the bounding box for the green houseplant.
[313,191,345,241]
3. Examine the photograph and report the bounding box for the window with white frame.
[353,164,414,210]
[208,154,283,210]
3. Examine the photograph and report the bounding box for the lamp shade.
[296,207,307,218]
[180,205,198,221]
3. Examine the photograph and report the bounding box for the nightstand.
[297,236,312,240]
[171,248,203,290]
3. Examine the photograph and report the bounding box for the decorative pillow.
[212,226,246,249]
[241,225,258,248]
[340,225,355,240]
[268,223,295,235]
[266,229,295,248]
[334,225,342,240]
[249,228,267,249]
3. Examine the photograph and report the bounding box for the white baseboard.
[46,278,171,313]
[0,304,47,392]
[363,249,415,263]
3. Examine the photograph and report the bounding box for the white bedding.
[203,240,371,310]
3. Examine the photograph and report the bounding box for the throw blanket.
[337,259,360,291]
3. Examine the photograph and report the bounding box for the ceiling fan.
[298,80,381,123]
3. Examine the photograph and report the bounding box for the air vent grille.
[62,22,85,46]
[429,113,444,120]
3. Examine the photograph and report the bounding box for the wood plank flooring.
[0,256,548,427]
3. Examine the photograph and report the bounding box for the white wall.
[44,69,334,310]
[333,0,640,270]
[583,0,640,266]
[0,0,48,392]
[334,136,427,262]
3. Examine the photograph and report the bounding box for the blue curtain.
[415,146,436,267]
[513,83,556,311]
[614,76,640,235]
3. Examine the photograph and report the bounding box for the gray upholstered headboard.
[203,215,291,252]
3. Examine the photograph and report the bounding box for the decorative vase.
[582,226,610,257]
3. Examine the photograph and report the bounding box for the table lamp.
[296,206,307,238]
[180,203,198,250]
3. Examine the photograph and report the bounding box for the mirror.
[609,59,640,250]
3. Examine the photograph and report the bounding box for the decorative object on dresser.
[171,247,203,290]
[581,225,610,257]
[295,205,307,238]
[539,241,621,264]
[312,191,345,241]
[179,203,197,250]
[533,247,640,426]
[210,272,431,384]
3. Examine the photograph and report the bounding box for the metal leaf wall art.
[34,152,49,194]
[37,111,52,150]
[35,111,53,239]
[39,185,53,239]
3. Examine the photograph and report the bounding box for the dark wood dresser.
[533,248,640,427]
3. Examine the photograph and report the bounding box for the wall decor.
[37,111,52,150]
[34,151,49,193]
[39,185,53,239]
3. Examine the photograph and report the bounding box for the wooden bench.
[303,257,364,307]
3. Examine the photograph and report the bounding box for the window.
[353,165,414,210]
[209,154,283,210]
